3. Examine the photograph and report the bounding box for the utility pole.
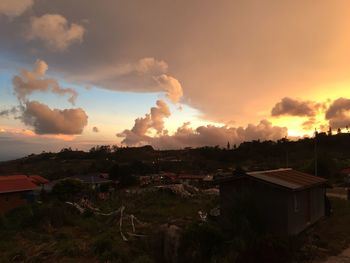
[314,128,318,176]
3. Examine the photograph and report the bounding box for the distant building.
[69,173,112,190]
[0,175,48,213]
[219,168,327,236]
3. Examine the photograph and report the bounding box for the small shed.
[219,168,327,236]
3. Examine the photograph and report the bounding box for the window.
[294,194,299,213]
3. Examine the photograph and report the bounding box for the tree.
[52,179,85,201]
[109,164,139,187]
[328,127,333,136]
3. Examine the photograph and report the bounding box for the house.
[69,173,113,190]
[28,175,50,192]
[219,168,327,236]
[0,175,39,213]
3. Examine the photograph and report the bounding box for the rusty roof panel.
[247,168,327,190]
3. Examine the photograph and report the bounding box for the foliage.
[51,178,85,201]
[109,164,140,187]
[179,221,224,263]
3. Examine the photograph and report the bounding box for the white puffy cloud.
[26,14,85,51]
[149,120,287,149]
[117,98,288,149]
[117,100,171,145]
[154,74,183,103]
[0,0,33,17]
[20,100,88,135]
[13,59,78,105]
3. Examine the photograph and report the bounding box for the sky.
[1,0,350,160]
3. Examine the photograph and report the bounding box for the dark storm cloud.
[0,106,18,117]
[271,97,318,117]
[325,98,350,128]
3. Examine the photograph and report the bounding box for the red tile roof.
[29,175,49,185]
[0,175,38,194]
[247,168,327,190]
[341,168,350,175]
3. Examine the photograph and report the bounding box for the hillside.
[1,133,350,181]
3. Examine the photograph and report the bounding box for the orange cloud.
[0,126,75,141]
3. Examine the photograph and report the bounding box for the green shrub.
[51,179,85,201]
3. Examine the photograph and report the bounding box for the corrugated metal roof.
[247,168,327,190]
[0,175,38,194]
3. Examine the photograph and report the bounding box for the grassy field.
[302,197,350,261]
[0,190,218,262]
[1,190,350,263]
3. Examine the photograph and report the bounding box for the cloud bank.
[117,99,288,148]
[119,119,287,149]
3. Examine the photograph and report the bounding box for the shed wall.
[220,179,289,235]
[287,186,325,235]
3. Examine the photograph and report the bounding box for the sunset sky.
[1,0,350,160]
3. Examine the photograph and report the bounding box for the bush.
[92,234,125,261]
[132,255,154,263]
[4,205,34,230]
[52,179,85,201]
[179,222,224,263]
[29,202,77,228]
[56,239,81,257]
